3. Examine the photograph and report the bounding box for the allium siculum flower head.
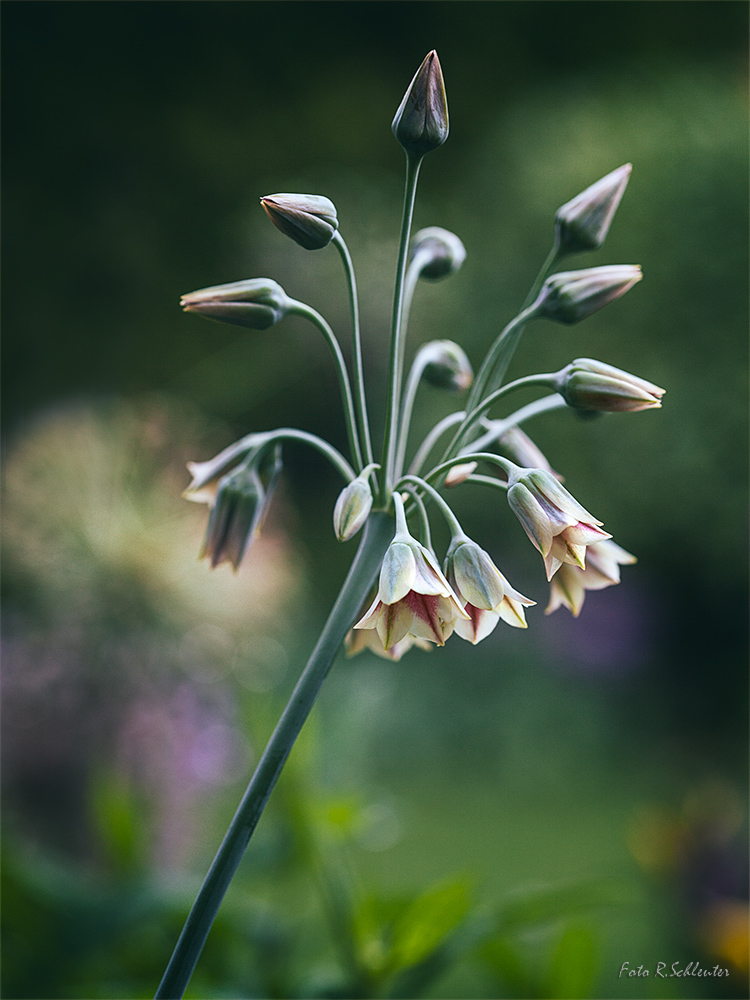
[333,467,374,542]
[392,50,449,159]
[180,278,293,330]
[444,535,535,644]
[409,227,466,281]
[260,193,339,251]
[546,538,637,617]
[534,265,642,325]
[556,358,666,413]
[419,340,473,393]
[200,445,283,571]
[353,493,468,650]
[506,464,611,580]
[555,163,632,255]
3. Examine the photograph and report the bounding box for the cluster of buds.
[180,50,664,661]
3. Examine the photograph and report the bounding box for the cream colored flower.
[345,625,431,662]
[444,536,534,644]
[546,539,637,616]
[353,494,468,650]
[507,466,610,580]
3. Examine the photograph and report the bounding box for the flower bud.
[392,50,448,158]
[200,445,283,570]
[260,193,339,251]
[180,278,293,330]
[555,358,665,412]
[443,462,477,488]
[333,469,374,542]
[535,266,642,325]
[555,164,632,254]
[409,227,466,280]
[419,340,473,393]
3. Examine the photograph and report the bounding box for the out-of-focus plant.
[157,51,664,997]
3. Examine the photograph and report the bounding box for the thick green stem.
[381,154,423,500]
[154,511,394,1000]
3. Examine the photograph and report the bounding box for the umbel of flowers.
[158,52,664,999]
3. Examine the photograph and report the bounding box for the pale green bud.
[392,50,448,159]
[201,445,283,570]
[535,265,642,325]
[419,340,473,392]
[260,193,339,251]
[555,164,632,254]
[555,358,665,412]
[409,227,466,280]
[180,278,293,330]
[333,469,374,542]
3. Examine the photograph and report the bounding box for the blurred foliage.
[2,2,748,999]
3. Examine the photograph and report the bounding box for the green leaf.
[544,922,599,999]
[388,877,471,971]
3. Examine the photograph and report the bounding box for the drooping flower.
[546,539,637,616]
[199,445,283,570]
[419,340,473,393]
[506,465,611,580]
[409,226,466,280]
[353,494,468,650]
[345,624,431,662]
[444,535,535,644]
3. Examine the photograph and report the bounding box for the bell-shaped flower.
[180,278,293,330]
[353,494,468,650]
[200,445,283,570]
[345,623,431,662]
[555,358,665,413]
[506,465,611,580]
[546,538,637,616]
[409,227,466,281]
[333,467,375,542]
[392,50,448,158]
[444,535,535,644]
[419,340,473,393]
[555,164,632,255]
[183,436,264,505]
[260,193,339,251]
[534,265,642,325]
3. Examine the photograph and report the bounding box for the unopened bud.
[555,164,632,254]
[392,50,448,159]
[443,462,477,487]
[180,278,292,330]
[535,266,642,325]
[409,227,466,280]
[556,358,665,412]
[260,193,339,251]
[498,426,562,481]
[333,468,375,542]
[419,340,473,392]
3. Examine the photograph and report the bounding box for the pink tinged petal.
[453,546,505,610]
[454,604,500,644]
[379,541,417,604]
[545,565,586,616]
[497,595,531,628]
[508,483,554,556]
[377,600,414,650]
[528,471,603,526]
[353,596,385,630]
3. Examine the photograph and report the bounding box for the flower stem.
[381,153,423,500]
[289,300,364,472]
[332,232,374,469]
[154,511,394,1000]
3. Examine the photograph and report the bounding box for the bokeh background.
[2,3,748,998]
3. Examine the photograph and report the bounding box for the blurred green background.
[2,2,748,998]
